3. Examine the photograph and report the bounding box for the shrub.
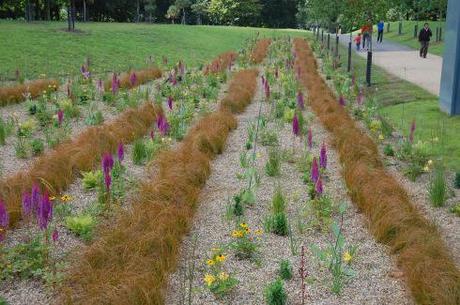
[265,149,281,177]
[82,170,103,191]
[383,144,394,156]
[65,214,96,241]
[30,138,44,156]
[278,260,293,280]
[272,188,285,214]
[132,139,147,165]
[264,279,287,305]
[260,129,279,146]
[429,164,447,207]
[232,193,244,217]
[450,203,460,217]
[454,172,460,189]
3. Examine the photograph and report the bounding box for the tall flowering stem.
[409,119,416,143]
[315,177,323,197]
[307,128,313,150]
[111,73,119,95]
[129,72,138,87]
[167,96,173,110]
[297,91,305,110]
[57,109,64,127]
[338,95,346,106]
[37,192,52,230]
[311,157,319,184]
[299,245,308,305]
[292,114,300,137]
[117,143,124,163]
[320,143,327,170]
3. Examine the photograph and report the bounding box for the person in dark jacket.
[418,23,432,58]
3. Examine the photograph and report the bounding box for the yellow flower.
[218,272,229,281]
[427,160,433,166]
[211,247,221,253]
[232,230,243,238]
[244,227,251,234]
[239,223,248,229]
[256,152,261,159]
[423,166,430,172]
[215,254,226,263]
[206,259,215,266]
[343,251,352,263]
[61,194,73,202]
[378,134,384,140]
[42,90,47,95]
[255,229,263,235]
[204,274,215,287]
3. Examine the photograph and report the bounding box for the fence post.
[414,24,418,38]
[387,22,390,33]
[398,22,402,35]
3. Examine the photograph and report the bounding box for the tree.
[175,0,191,24]
[166,4,180,23]
[191,0,208,24]
[208,0,262,26]
[145,0,157,22]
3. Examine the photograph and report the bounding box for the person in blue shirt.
[377,20,385,43]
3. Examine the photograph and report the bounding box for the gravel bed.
[166,76,413,304]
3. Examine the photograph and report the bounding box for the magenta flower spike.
[31,184,41,213]
[37,192,52,230]
[57,109,64,127]
[339,96,346,106]
[104,173,112,191]
[22,192,33,218]
[292,114,300,137]
[102,153,114,175]
[409,119,416,143]
[0,199,9,229]
[117,142,124,162]
[167,96,173,110]
[80,65,86,74]
[307,128,313,150]
[315,177,323,196]
[297,91,305,110]
[320,143,327,169]
[52,229,59,242]
[311,157,319,184]
[111,73,119,95]
[351,74,356,86]
[129,72,138,87]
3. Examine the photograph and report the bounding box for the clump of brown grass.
[203,51,238,75]
[0,79,59,107]
[293,38,460,305]
[104,67,162,90]
[61,69,259,305]
[250,39,272,64]
[0,102,163,227]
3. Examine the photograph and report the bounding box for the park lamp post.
[439,0,460,115]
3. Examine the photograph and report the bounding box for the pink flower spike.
[57,109,64,127]
[292,114,300,137]
[307,128,313,150]
[339,96,346,106]
[297,91,304,110]
[52,229,59,242]
[320,143,327,170]
[315,177,323,196]
[311,157,319,184]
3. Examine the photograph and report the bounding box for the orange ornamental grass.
[293,38,460,305]
[104,67,162,90]
[61,69,258,305]
[203,51,238,75]
[250,38,272,64]
[0,79,59,107]
[0,102,163,227]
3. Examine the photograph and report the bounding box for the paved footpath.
[338,34,443,96]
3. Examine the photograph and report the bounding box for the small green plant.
[0,117,6,145]
[278,260,293,280]
[265,148,281,177]
[30,138,45,156]
[429,164,447,207]
[230,223,260,260]
[272,188,285,214]
[85,109,104,126]
[264,279,287,305]
[231,192,245,217]
[383,144,394,156]
[14,136,28,158]
[454,172,460,189]
[0,295,9,305]
[450,203,460,217]
[260,129,279,146]
[204,249,238,296]
[265,188,289,236]
[65,214,96,241]
[132,139,147,165]
[82,170,103,191]
[310,195,334,230]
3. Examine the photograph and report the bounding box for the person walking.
[361,24,370,50]
[418,23,432,58]
[354,33,362,51]
[377,20,384,43]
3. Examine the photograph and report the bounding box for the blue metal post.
[440,0,460,115]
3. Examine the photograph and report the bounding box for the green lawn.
[382,20,445,56]
[0,21,307,81]
[317,33,460,171]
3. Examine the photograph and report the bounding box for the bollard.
[398,22,402,35]
[414,24,418,38]
[436,27,439,42]
[439,27,442,41]
[327,33,330,50]
[335,35,339,58]
[347,41,352,72]
[321,30,324,43]
[366,51,373,86]
[387,22,390,33]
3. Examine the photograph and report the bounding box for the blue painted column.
[440,0,460,115]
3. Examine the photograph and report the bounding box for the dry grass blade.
[0,79,59,106]
[203,51,238,75]
[250,39,272,64]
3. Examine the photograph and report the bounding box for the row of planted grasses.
[0,79,59,106]
[0,101,163,227]
[104,67,162,90]
[293,38,460,305]
[61,68,259,305]
[250,38,272,64]
[203,51,238,75]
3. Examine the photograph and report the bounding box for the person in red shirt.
[354,33,362,51]
[361,24,372,50]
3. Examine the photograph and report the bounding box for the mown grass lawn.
[0,21,307,80]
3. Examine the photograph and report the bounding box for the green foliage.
[0,117,6,145]
[264,279,287,305]
[82,170,103,191]
[65,214,96,241]
[58,99,80,118]
[0,236,48,280]
[265,149,281,177]
[30,138,44,156]
[310,195,334,230]
[429,164,447,207]
[265,212,289,236]
[132,139,147,165]
[272,188,286,214]
[278,260,293,280]
[383,144,394,156]
[450,203,460,217]
[0,296,9,305]
[85,102,104,126]
[208,0,262,26]
[454,172,460,189]
[260,129,279,146]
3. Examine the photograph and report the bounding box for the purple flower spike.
[292,114,300,137]
[80,65,86,74]
[297,91,305,110]
[320,143,327,170]
[307,128,313,150]
[150,130,155,140]
[31,184,41,213]
[315,177,323,196]
[167,96,173,110]
[57,109,64,127]
[102,153,114,175]
[104,173,112,191]
[37,193,52,230]
[52,229,59,242]
[117,143,124,162]
[111,73,119,95]
[22,192,33,218]
[129,72,138,87]
[311,157,319,184]
[409,119,416,143]
[339,96,346,106]
[157,114,170,136]
[0,199,9,229]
